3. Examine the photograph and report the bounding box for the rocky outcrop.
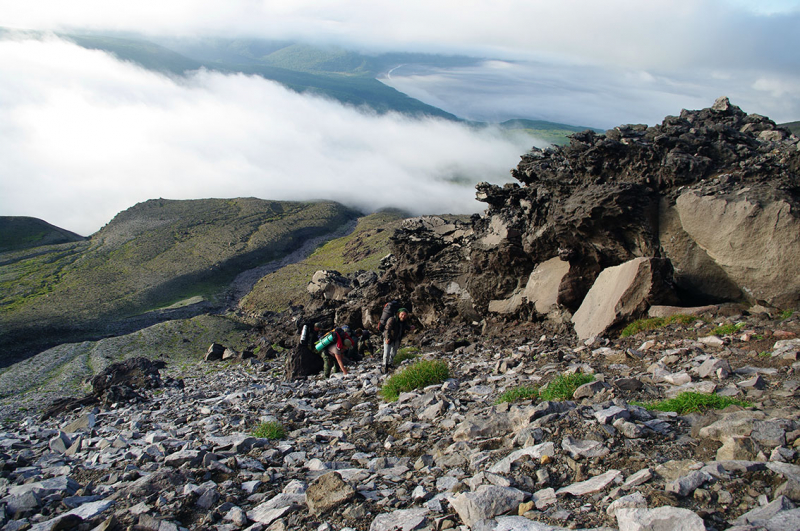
[331,98,799,340]
[2,307,799,530]
[307,270,354,301]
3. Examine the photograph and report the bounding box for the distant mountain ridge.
[0,217,86,253]
[2,29,600,140]
[0,198,359,365]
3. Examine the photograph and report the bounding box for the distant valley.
[35,31,603,144]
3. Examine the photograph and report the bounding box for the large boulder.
[662,187,800,307]
[90,357,165,396]
[307,270,353,300]
[572,257,677,340]
[488,257,571,317]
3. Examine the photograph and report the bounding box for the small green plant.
[539,373,595,401]
[380,359,449,402]
[711,322,746,336]
[759,351,771,358]
[495,385,539,404]
[252,421,286,440]
[620,314,698,337]
[394,346,420,365]
[635,392,750,415]
[780,309,795,320]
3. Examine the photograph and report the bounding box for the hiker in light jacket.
[383,308,411,373]
[323,327,353,378]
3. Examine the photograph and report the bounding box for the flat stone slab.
[616,506,706,531]
[489,442,555,474]
[369,507,430,531]
[556,470,622,496]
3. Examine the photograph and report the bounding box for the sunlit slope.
[0,198,359,362]
[240,210,408,313]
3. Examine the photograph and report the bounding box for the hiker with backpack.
[382,306,412,373]
[354,328,374,358]
[315,326,354,378]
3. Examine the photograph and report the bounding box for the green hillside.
[63,34,202,74]
[0,198,359,364]
[157,37,481,76]
[58,33,458,119]
[0,217,86,253]
[499,119,605,146]
[780,121,800,136]
[241,210,408,313]
[218,62,457,118]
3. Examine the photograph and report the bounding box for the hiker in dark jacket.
[383,308,411,373]
[322,327,353,378]
[354,328,374,358]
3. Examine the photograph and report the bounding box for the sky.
[1,0,799,235]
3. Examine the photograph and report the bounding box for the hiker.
[383,308,411,373]
[340,325,362,363]
[354,328,374,358]
[318,327,353,378]
[309,322,324,345]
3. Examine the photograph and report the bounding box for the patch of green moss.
[634,392,750,414]
[539,373,595,401]
[711,322,746,336]
[620,314,699,337]
[380,359,449,402]
[495,385,539,404]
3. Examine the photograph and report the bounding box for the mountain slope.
[0,217,86,253]
[781,121,800,136]
[0,198,359,364]
[58,33,458,119]
[499,118,605,145]
[240,209,409,313]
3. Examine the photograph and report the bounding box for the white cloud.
[1,2,799,234]
[2,1,798,69]
[0,37,534,235]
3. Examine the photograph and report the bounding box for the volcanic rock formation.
[312,98,799,341]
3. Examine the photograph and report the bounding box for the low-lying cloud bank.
[381,59,800,129]
[0,36,535,236]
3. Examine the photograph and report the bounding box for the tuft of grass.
[539,373,595,402]
[635,392,751,415]
[711,322,746,336]
[380,359,449,402]
[394,346,420,365]
[252,421,286,440]
[620,314,698,337]
[495,385,539,404]
[780,309,795,320]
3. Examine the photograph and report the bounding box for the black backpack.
[379,300,401,332]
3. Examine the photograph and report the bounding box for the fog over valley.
[0,37,534,235]
[1,0,798,235]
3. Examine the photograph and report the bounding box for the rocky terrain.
[0,306,799,530]
[0,97,799,531]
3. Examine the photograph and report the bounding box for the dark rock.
[205,343,225,361]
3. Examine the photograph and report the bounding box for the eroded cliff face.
[310,98,800,339]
